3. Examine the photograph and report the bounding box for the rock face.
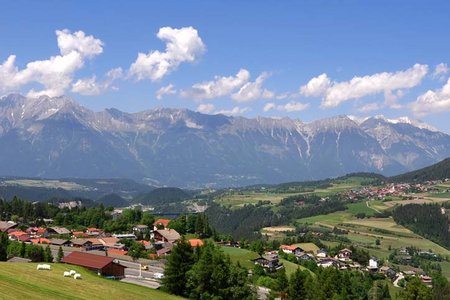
[0,94,449,187]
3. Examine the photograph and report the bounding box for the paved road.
[121,277,161,289]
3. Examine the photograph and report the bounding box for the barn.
[62,252,126,278]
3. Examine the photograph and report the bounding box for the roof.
[153,219,171,227]
[280,245,300,251]
[293,243,320,253]
[8,231,28,237]
[48,227,71,235]
[31,238,51,244]
[155,229,180,242]
[107,249,128,256]
[339,248,353,253]
[99,237,120,245]
[72,231,89,238]
[50,238,71,245]
[7,257,32,263]
[0,221,17,232]
[63,251,119,269]
[188,239,204,247]
[18,235,31,242]
[157,244,174,256]
[87,227,100,232]
[134,224,148,229]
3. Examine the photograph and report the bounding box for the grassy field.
[0,263,183,300]
[214,192,292,207]
[220,246,308,277]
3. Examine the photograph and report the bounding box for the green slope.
[391,157,450,182]
[0,263,183,300]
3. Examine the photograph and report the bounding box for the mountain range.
[0,93,449,187]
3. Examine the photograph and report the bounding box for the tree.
[26,244,44,262]
[56,246,64,263]
[276,268,288,293]
[0,232,8,261]
[431,273,450,300]
[44,245,53,262]
[20,242,26,258]
[288,268,309,299]
[162,238,195,296]
[128,242,145,261]
[399,277,432,300]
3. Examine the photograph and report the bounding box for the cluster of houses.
[253,243,434,287]
[1,218,202,259]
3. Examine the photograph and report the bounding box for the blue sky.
[1,1,450,131]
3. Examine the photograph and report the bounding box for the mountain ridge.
[0,93,449,187]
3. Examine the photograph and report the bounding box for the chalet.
[50,239,72,247]
[132,224,148,233]
[368,257,379,272]
[86,227,102,236]
[253,253,283,272]
[379,266,396,279]
[338,248,352,259]
[157,244,174,256]
[0,221,17,232]
[316,249,328,258]
[99,237,125,250]
[153,219,171,231]
[317,258,338,268]
[71,238,104,251]
[45,227,71,236]
[280,245,303,255]
[296,252,315,261]
[153,229,181,243]
[31,238,51,245]
[72,231,89,238]
[26,227,46,237]
[62,252,126,278]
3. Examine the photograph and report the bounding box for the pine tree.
[56,246,64,263]
[44,245,53,262]
[0,232,9,261]
[162,238,195,296]
[288,268,310,299]
[20,242,26,258]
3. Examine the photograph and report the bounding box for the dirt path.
[366,201,381,214]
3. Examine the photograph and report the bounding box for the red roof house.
[62,252,126,277]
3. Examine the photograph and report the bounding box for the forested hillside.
[391,157,450,182]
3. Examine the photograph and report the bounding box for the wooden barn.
[62,252,126,278]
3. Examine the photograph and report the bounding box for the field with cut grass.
[214,192,292,207]
[0,263,182,300]
[383,196,449,207]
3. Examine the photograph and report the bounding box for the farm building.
[62,252,126,278]
[153,229,180,243]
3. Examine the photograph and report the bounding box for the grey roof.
[155,229,181,242]
[0,221,17,232]
[50,238,71,245]
[7,257,32,263]
[49,227,71,235]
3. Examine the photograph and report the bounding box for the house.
[50,238,72,247]
[99,237,125,250]
[71,238,104,251]
[156,244,174,256]
[316,249,328,258]
[72,231,89,238]
[379,266,397,279]
[153,229,181,243]
[7,257,32,263]
[26,227,46,237]
[86,227,102,236]
[338,248,352,259]
[45,227,71,236]
[368,257,379,272]
[112,233,136,240]
[253,253,283,272]
[31,238,51,245]
[317,258,338,268]
[420,275,433,287]
[153,219,171,231]
[62,252,126,278]
[188,239,204,248]
[132,224,148,233]
[280,245,303,255]
[0,221,17,232]
[8,231,28,241]
[296,252,315,261]
[137,240,152,250]
[106,248,128,256]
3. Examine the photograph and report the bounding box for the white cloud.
[196,103,215,114]
[72,67,123,96]
[129,26,205,81]
[0,29,104,97]
[410,78,450,116]
[263,101,309,112]
[432,63,449,80]
[181,69,250,100]
[156,84,177,100]
[263,102,276,112]
[357,102,384,113]
[300,64,428,109]
[215,106,250,115]
[300,73,331,97]
[231,72,274,102]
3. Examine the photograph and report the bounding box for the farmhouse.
[253,253,283,272]
[338,248,352,259]
[153,229,180,243]
[62,252,126,278]
[50,238,72,247]
[280,245,303,255]
[45,227,71,236]
[0,221,17,232]
[71,238,104,251]
[153,218,171,231]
